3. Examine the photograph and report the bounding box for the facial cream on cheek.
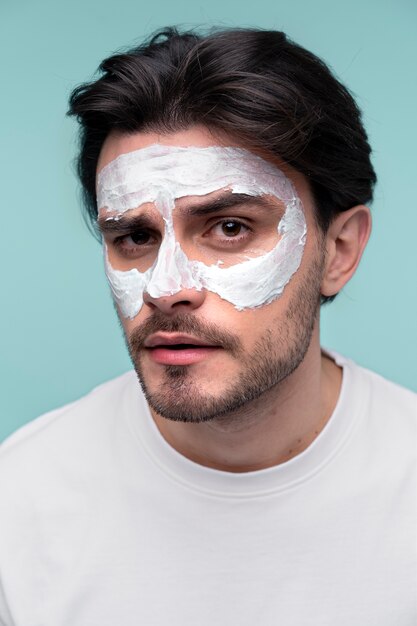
[97,144,307,319]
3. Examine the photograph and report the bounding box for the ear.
[321,205,372,298]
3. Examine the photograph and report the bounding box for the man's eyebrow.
[96,192,281,234]
[97,213,156,235]
[181,192,280,216]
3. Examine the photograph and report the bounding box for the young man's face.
[97,126,326,423]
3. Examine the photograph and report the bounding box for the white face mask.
[97,144,307,319]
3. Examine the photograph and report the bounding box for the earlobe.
[321,205,372,298]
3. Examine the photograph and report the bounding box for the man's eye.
[115,229,156,248]
[210,220,250,241]
[112,229,158,258]
[130,230,152,245]
[220,221,244,237]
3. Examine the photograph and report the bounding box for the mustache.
[128,311,242,355]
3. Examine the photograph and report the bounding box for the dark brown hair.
[68,27,376,301]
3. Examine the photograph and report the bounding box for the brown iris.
[221,221,242,237]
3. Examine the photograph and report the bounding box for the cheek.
[120,307,151,339]
[199,295,275,337]
[123,317,139,338]
[104,245,149,320]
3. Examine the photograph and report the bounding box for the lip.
[148,346,219,366]
[144,333,217,348]
[143,332,221,366]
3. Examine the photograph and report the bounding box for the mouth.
[144,333,221,365]
[152,343,207,350]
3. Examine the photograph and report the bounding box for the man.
[0,27,415,625]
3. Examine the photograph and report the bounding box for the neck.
[150,331,342,472]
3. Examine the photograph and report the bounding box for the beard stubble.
[124,249,325,424]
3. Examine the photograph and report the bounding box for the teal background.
[1,0,416,441]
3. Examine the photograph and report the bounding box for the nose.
[143,287,206,315]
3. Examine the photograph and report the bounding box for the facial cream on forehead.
[98,144,307,318]
[97,144,297,214]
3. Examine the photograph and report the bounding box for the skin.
[97,125,372,473]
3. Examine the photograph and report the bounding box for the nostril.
[172,299,193,307]
[143,288,206,313]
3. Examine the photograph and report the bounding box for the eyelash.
[112,229,159,253]
[112,218,252,256]
[207,219,251,243]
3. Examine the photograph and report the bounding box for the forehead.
[96,126,316,221]
[97,126,240,172]
[97,146,298,214]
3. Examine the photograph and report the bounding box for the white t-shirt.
[0,352,416,626]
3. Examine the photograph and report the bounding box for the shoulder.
[0,370,138,480]
[359,364,417,454]
[330,349,416,470]
[330,349,416,416]
[347,355,416,421]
